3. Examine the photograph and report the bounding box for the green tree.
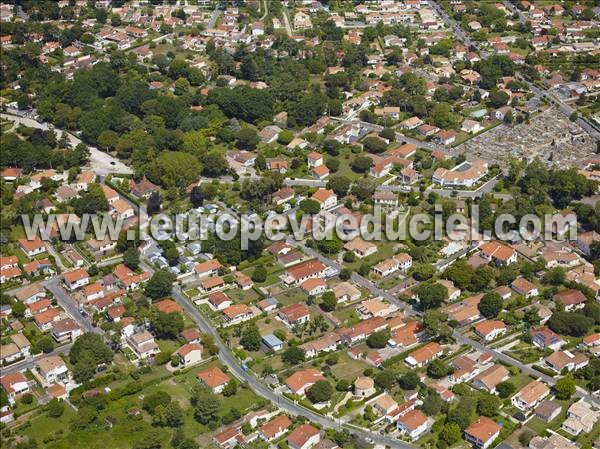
[399,372,420,390]
[282,347,305,365]
[441,422,461,445]
[240,323,261,351]
[367,329,391,348]
[427,359,452,379]
[145,270,175,299]
[73,352,97,383]
[351,156,373,173]
[35,336,55,354]
[320,291,337,312]
[339,268,351,281]
[251,266,267,283]
[222,379,238,397]
[11,301,26,318]
[421,392,444,416]
[193,392,220,425]
[414,282,448,310]
[70,332,113,366]
[236,128,259,150]
[412,263,436,281]
[123,247,140,270]
[151,311,184,339]
[300,199,321,214]
[47,398,65,418]
[554,377,576,399]
[307,380,333,403]
[190,185,205,208]
[143,391,172,414]
[443,261,474,290]
[477,392,501,417]
[375,370,395,390]
[327,175,351,196]
[488,90,510,108]
[496,381,516,398]
[150,151,201,189]
[478,292,503,318]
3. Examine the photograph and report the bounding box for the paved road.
[330,116,448,153]
[502,0,527,23]
[0,344,72,376]
[425,1,600,142]
[282,8,293,36]
[427,0,489,58]
[1,112,133,176]
[168,283,414,448]
[43,276,102,335]
[284,178,327,188]
[520,79,600,141]
[285,236,418,318]
[259,0,268,21]
[207,3,222,29]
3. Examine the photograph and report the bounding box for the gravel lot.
[451,108,597,168]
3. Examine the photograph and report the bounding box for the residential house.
[432,160,488,188]
[262,334,284,352]
[286,369,325,396]
[208,292,232,311]
[480,241,517,265]
[196,366,231,394]
[553,289,586,311]
[511,278,539,298]
[63,268,90,291]
[51,318,82,343]
[36,356,71,385]
[472,364,509,394]
[373,253,412,276]
[332,282,361,303]
[18,238,46,258]
[464,416,501,449]
[300,333,340,358]
[14,283,46,305]
[344,238,377,258]
[222,304,253,325]
[311,189,337,210]
[127,330,159,359]
[561,400,598,436]
[300,278,327,296]
[279,303,310,327]
[129,177,159,199]
[397,409,429,440]
[282,260,326,286]
[531,326,565,350]
[544,351,589,373]
[0,372,31,404]
[461,119,483,134]
[174,343,203,367]
[511,380,550,410]
[535,401,562,423]
[259,415,292,441]
[288,424,320,449]
[473,320,507,341]
[373,190,399,208]
[195,259,222,280]
[405,342,443,368]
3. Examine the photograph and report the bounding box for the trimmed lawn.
[227,287,260,304]
[275,288,307,307]
[330,351,370,382]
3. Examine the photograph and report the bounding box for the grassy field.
[329,351,370,382]
[14,360,264,449]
